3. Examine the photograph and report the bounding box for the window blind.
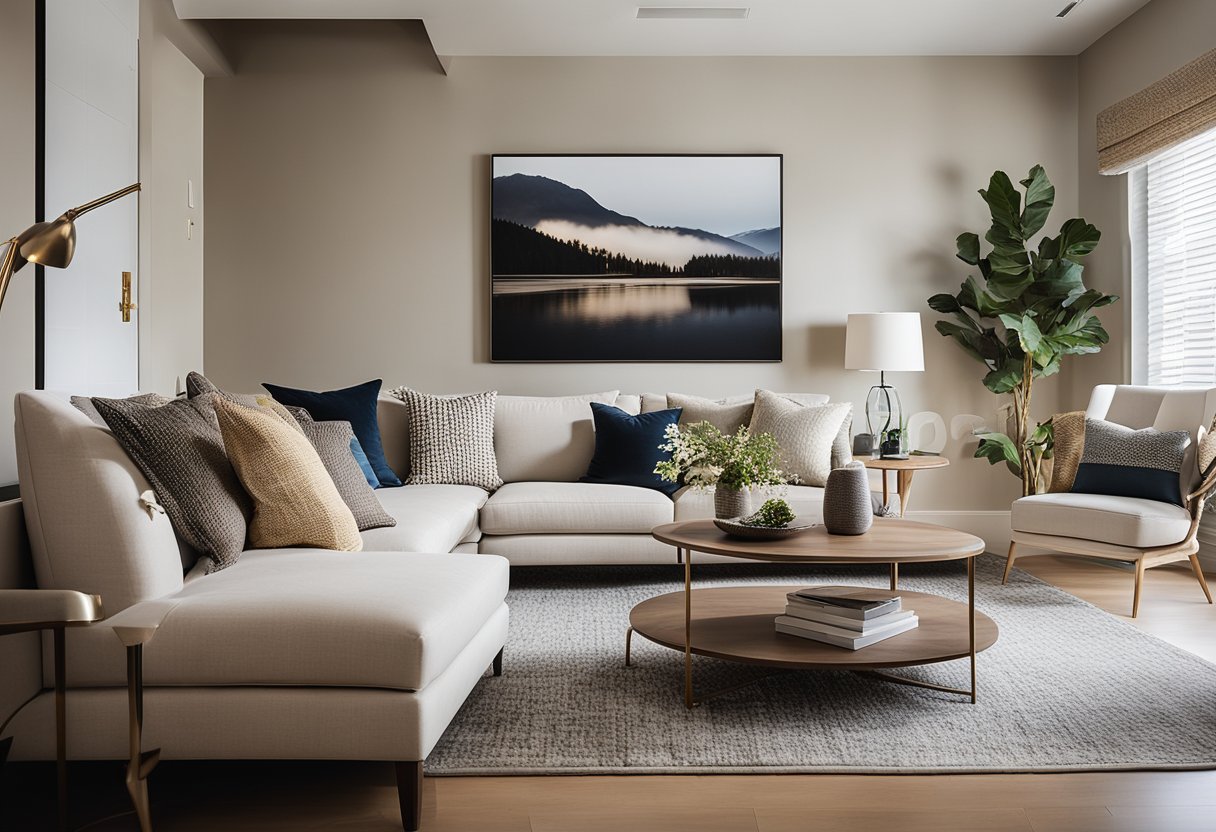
[1139,127,1216,387]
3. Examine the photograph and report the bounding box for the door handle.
[119,271,137,322]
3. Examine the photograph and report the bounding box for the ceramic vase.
[823,462,873,535]
[714,486,751,520]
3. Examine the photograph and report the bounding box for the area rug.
[426,556,1216,775]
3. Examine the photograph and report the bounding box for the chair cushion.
[1071,418,1190,506]
[1011,492,1193,549]
[362,485,488,552]
[104,551,510,691]
[674,485,827,523]
[481,482,674,535]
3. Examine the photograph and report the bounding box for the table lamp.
[0,182,141,313]
[845,312,924,459]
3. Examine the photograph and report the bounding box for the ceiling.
[172,0,1153,57]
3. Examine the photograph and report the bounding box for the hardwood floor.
[2,555,1214,831]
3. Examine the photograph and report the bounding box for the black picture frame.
[490,153,783,363]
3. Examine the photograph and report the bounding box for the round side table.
[862,455,949,517]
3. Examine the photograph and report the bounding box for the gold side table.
[0,589,104,832]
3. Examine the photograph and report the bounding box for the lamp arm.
[64,182,140,221]
[0,237,20,313]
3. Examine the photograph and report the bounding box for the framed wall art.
[491,154,782,362]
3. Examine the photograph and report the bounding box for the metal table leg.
[53,625,67,832]
[125,643,159,832]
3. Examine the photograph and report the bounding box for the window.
[1131,126,1216,386]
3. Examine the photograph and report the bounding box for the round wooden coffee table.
[634,519,994,708]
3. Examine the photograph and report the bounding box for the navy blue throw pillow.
[580,403,682,497]
[262,379,403,487]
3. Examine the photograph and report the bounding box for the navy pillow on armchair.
[581,403,682,497]
[262,379,403,487]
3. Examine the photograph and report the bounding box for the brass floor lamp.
[0,182,141,311]
[0,182,159,832]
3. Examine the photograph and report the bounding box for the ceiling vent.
[636,7,750,20]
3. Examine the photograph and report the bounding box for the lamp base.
[865,376,907,459]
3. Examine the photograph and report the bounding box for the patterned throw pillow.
[749,391,852,487]
[389,388,503,491]
[213,397,363,551]
[1071,418,1190,506]
[93,393,252,573]
[1048,411,1086,493]
[298,420,396,531]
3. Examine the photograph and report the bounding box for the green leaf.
[974,432,1022,475]
[980,171,1023,241]
[1000,313,1043,354]
[1019,165,1055,237]
[935,320,989,365]
[1057,218,1101,259]
[983,363,1023,394]
[986,268,1034,301]
[958,276,1008,318]
[956,232,981,266]
[927,292,963,314]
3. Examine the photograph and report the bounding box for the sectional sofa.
[1,387,843,830]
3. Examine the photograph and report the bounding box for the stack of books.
[775,585,918,650]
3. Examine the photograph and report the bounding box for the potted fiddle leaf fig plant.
[927,165,1118,496]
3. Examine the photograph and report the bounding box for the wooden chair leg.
[1002,541,1018,585]
[1189,554,1213,604]
[396,760,423,831]
[1132,559,1146,619]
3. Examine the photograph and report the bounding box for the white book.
[783,604,917,634]
[775,615,919,650]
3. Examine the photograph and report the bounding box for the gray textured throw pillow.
[93,393,252,573]
[389,387,503,491]
[1071,418,1190,506]
[72,392,173,426]
[299,420,397,531]
[186,371,304,433]
[749,391,853,487]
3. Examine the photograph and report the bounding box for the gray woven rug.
[427,556,1216,775]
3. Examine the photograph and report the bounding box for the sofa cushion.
[14,392,185,614]
[362,485,488,552]
[667,392,754,434]
[493,391,619,482]
[481,482,674,535]
[71,392,172,425]
[1011,492,1193,549]
[98,550,510,692]
[750,392,851,487]
[187,372,304,433]
[215,398,363,551]
[674,485,827,523]
[391,388,503,491]
[263,379,402,488]
[93,393,252,573]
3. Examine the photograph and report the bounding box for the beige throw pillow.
[666,393,754,435]
[213,397,362,551]
[1048,411,1087,493]
[749,391,852,487]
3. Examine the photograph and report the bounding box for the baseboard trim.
[904,510,1010,555]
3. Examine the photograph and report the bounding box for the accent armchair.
[1003,384,1216,618]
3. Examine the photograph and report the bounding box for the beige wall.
[203,21,1081,512]
[1069,0,1216,404]
[139,0,205,395]
[0,1,37,486]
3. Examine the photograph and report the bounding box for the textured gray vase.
[823,462,873,535]
[714,486,751,520]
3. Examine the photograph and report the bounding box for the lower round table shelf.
[628,586,998,671]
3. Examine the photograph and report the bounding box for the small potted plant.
[743,498,797,528]
[654,421,787,519]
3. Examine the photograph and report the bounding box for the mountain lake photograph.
[490,155,782,362]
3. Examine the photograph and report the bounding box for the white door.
[42,0,139,395]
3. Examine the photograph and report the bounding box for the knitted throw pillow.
[213,397,362,551]
[298,419,396,532]
[389,388,503,491]
[93,393,252,573]
[186,371,303,433]
[749,391,852,487]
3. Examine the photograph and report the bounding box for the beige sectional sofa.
[1,386,843,830]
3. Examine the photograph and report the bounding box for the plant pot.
[822,462,873,535]
[714,486,751,520]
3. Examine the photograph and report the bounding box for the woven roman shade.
[1097,48,1216,175]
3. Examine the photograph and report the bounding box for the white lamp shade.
[845,312,925,372]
